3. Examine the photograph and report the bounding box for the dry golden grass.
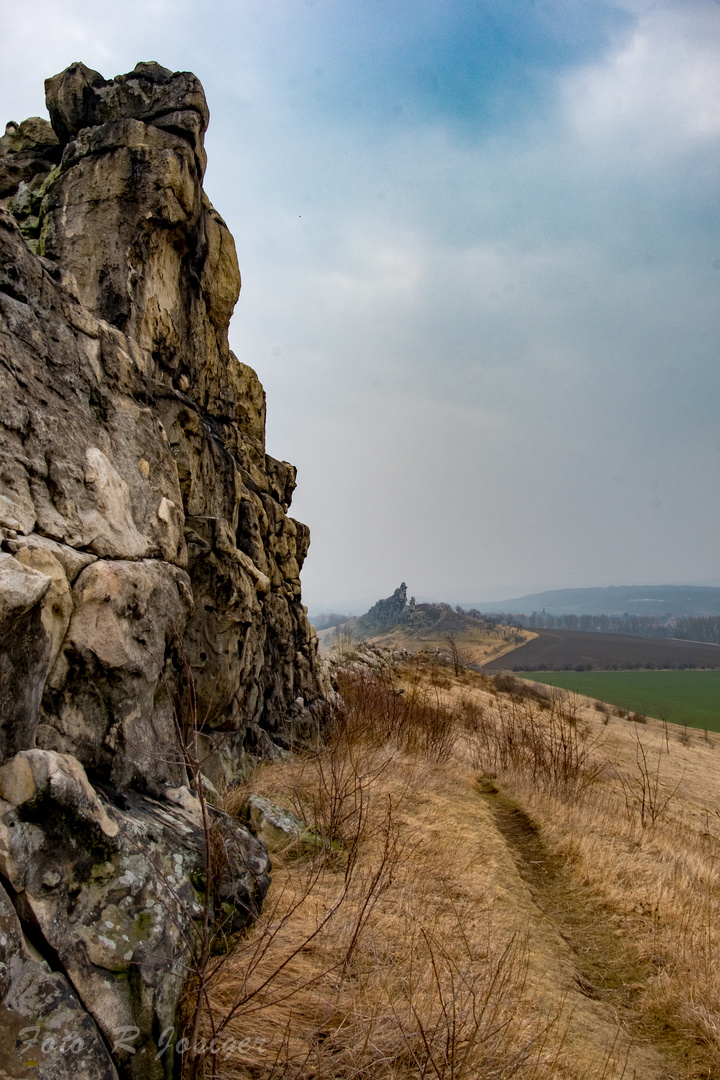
[316,616,535,668]
[369,625,536,668]
[189,660,720,1080]
[503,720,720,1074]
[416,665,720,1077]
[199,740,561,1077]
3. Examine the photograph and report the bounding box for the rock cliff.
[0,61,328,1078]
[355,582,409,636]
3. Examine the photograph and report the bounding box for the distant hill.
[325,584,533,667]
[465,586,720,618]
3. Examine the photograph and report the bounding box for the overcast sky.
[2,0,719,612]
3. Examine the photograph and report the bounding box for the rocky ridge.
[354,582,410,636]
[0,61,328,1078]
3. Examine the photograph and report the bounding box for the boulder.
[5,533,98,583]
[0,879,118,1080]
[246,793,320,854]
[0,750,270,1080]
[38,559,193,795]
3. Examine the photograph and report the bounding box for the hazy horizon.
[309,578,720,619]
[3,0,718,613]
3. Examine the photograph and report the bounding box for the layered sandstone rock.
[0,61,327,1078]
[0,60,326,791]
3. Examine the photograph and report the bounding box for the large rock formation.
[355,582,409,636]
[0,60,326,789]
[0,61,328,1078]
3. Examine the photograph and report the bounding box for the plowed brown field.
[480,627,720,671]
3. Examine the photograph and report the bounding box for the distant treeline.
[311,612,354,632]
[465,609,720,645]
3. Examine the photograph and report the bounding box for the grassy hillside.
[372,605,536,665]
[317,605,536,667]
[192,650,720,1079]
[520,669,720,732]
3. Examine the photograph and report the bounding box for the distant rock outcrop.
[0,61,328,1078]
[355,582,409,636]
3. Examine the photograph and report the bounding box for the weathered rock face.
[0,749,270,1080]
[0,876,118,1080]
[0,61,328,1078]
[0,60,327,791]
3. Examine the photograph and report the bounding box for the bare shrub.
[615,733,683,830]
[444,633,473,677]
[470,693,606,799]
[593,701,612,726]
[335,669,457,764]
[458,695,486,734]
[330,620,363,662]
[678,724,692,746]
[288,740,396,855]
[491,673,556,713]
[383,914,555,1080]
[491,672,519,695]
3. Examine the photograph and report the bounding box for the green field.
[521,670,720,733]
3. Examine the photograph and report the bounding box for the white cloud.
[563,2,720,153]
[0,0,188,120]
